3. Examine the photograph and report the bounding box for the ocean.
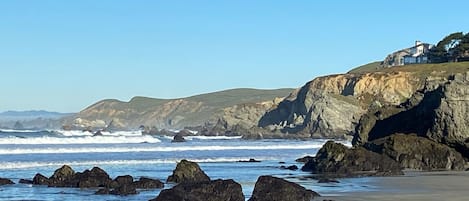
[0,129,374,200]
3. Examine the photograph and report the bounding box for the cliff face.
[354,72,469,158]
[258,71,424,138]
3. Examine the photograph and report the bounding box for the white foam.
[0,135,160,145]
[0,157,280,170]
[0,129,40,133]
[0,143,322,154]
[57,130,143,137]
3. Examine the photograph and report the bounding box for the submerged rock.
[19,179,33,184]
[365,134,465,170]
[151,179,244,201]
[280,165,299,171]
[248,175,319,201]
[0,178,14,185]
[302,141,403,177]
[167,159,210,183]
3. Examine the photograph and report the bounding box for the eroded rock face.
[167,160,210,183]
[365,134,465,170]
[248,176,319,201]
[354,72,469,159]
[152,179,244,201]
[302,141,403,177]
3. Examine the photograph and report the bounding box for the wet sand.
[316,171,469,201]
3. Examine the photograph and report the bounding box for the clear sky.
[1,0,468,112]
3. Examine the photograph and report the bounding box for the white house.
[382,41,434,67]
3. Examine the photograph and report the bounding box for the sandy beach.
[316,171,469,201]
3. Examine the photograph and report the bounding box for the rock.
[93,130,103,136]
[317,178,340,183]
[112,175,134,188]
[248,175,319,201]
[48,165,76,187]
[295,156,314,163]
[95,188,110,195]
[110,184,138,196]
[74,167,113,188]
[280,165,299,171]
[167,160,210,183]
[133,177,164,189]
[238,158,261,163]
[301,141,403,177]
[19,179,33,184]
[365,134,465,170]
[353,74,469,159]
[32,173,50,185]
[151,179,244,201]
[171,133,186,143]
[0,178,14,185]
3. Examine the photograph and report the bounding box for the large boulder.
[151,179,244,201]
[74,167,113,188]
[248,176,319,201]
[365,134,465,170]
[32,173,50,185]
[302,141,403,177]
[167,160,210,183]
[48,165,76,187]
[171,133,186,143]
[0,178,14,185]
[133,177,164,189]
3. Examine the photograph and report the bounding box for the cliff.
[258,62,469,139]
[64,88,292,131]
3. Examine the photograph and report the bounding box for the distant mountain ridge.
[0,110,73,120]
[65,88,294,130]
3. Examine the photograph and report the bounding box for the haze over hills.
[64,88,294,130]
[0,110,74,130]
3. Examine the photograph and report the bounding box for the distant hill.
[0,110,73,121]
[66,88,294,130]
[347,61,382,74]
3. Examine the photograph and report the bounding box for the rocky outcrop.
[301,141,403,177]
[258,71,421,138]
[365,134,465,170]
[152,179,245,201]
[30,165,163,196]
[0,178,14,185]
[167,159,210,183]
[248,176,319,201]
[354,72,469,159]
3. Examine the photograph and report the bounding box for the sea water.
[0,129,373,200]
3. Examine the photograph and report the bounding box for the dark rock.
[167,159,210,183]
[280,165,299,171]
[110,184,138,196]
[133,177,164,189]
[93,130,103,136]
[95,188,110,195]
[365,134,465,170]
[74,167,113,188]
[48,165,75,187]
[238,158,261,163]
[113,175,134,186]
[317,178,340,183]
[279,161,286,164]
[171,133,186,143]
[301,141,403,177]
[151,179,244,201]
[0,178,14,185]
[19,179,33,184]
[32,173,50,185]
[295,156,314,163]
[248,175,319,201]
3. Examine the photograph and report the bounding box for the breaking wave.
[0,135,161,145]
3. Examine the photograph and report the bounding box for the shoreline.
[315,170,469,201]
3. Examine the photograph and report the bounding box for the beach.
[317,171,469,201]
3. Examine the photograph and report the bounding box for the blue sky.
[1,0,468,112]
